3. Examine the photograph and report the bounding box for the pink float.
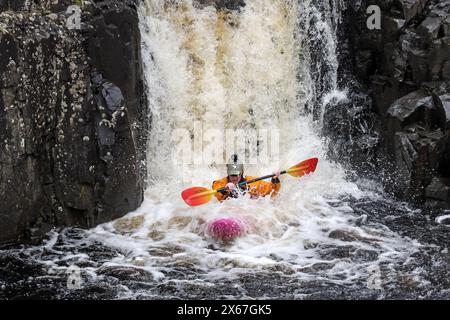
[207,217,244,241]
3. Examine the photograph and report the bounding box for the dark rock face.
[340,0,450,207]
[320,1,382,177]
[322,87,380,176]
[0,0,145,244]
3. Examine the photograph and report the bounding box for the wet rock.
[386,88,447,179]
[147,230,165,241]
[298,262,335,274]
[352,249,379,262]
[387,90,446,131]
[168,216,193,228]
[425,177,450,201]
[148,248,174,257]
[97,266,154,282]
[303,240,319,250]
[389,126,444,200]
[113,215,144,233]
[329,229,362,242]
[318,243,358,260]
[264,263,296,275]
[322,88,380,175]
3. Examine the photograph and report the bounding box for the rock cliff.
[0,0,146,244]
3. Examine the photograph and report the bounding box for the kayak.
[207,217,244,241]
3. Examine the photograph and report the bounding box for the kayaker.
[212,154,281,201]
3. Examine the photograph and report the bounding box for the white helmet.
[227,154,244,176]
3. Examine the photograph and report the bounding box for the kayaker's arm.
[213,178,231,201]
[270,171,281,198]
[270,179,281,198]
[218,189,230,196]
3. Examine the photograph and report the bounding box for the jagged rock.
[391,126,444,199]
[417,17,443,40]
[400,0,428,21]
[387,90,446,131]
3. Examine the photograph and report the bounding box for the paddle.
[181,158,319,207]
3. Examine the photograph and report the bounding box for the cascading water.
[1,0,449,300]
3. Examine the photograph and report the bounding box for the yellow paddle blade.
[287,158,318,177]
[181,187,217,207]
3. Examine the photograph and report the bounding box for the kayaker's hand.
[273,170,281,178]
[226,183,236,191]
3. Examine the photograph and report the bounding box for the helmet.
[227,154,244,176]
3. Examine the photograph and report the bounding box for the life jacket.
[212,176,281,202]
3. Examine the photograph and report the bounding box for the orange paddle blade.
[181,187,217,207]
[287,158,318,177]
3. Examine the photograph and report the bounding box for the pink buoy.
[207,217,244,241]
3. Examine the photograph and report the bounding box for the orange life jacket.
[212,176,281,202]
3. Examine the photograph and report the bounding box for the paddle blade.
[287,158,319,177]
[182,187,217,207]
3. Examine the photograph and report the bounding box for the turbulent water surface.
[1,0,450,300]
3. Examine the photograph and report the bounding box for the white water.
[17,0,422,298]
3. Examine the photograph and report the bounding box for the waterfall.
[139,0,347,189]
